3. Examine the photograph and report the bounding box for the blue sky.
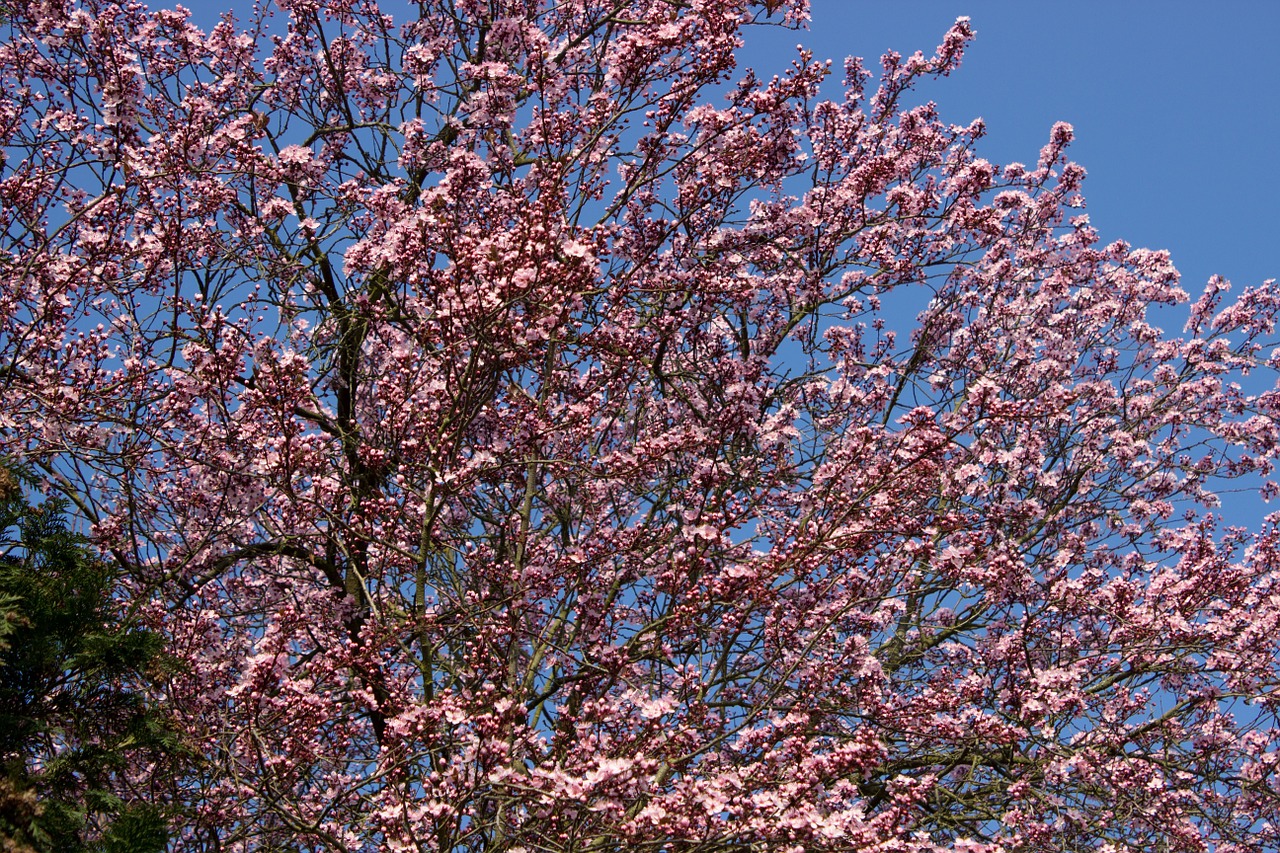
[747,2,1280,301]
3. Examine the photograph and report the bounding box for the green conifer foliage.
[0,466,171,853]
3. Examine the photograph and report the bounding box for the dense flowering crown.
[2,1,1279,850]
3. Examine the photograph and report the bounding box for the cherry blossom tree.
[2,1,1280,850]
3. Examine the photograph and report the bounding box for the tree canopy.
[1,1,1279,850]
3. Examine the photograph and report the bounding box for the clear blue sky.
[744,2,1280,300]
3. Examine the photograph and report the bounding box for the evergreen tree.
[0,466,171,853]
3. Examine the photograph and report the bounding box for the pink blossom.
[2,3,1278,851]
